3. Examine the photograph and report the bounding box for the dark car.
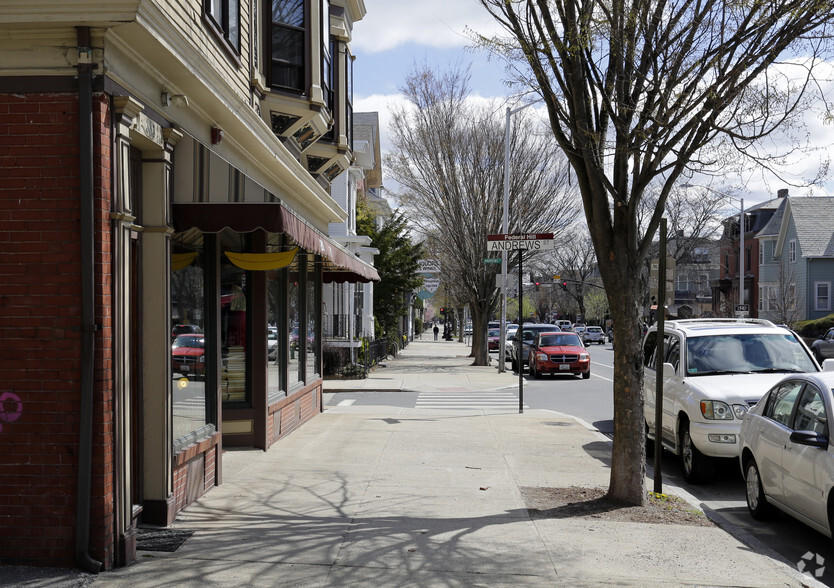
[528,332,591,379]
[171,323,202,341]
[812,327,834,363]
[172,334,205,379]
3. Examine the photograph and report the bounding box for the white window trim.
[758,245,764,266]
[816,282,831,311]
[789,239,797,263]
[758,285,766,311]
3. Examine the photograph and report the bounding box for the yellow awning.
[224,247,299,271]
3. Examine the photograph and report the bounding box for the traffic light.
[535,281,540,291]
[440,307,444,313]
[561,281,568,291]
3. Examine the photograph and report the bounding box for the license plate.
[559,364,570,370]
[180,365,190,372]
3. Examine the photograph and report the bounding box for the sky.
[350,0,834,209]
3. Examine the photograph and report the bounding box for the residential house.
[711,190,788,316]
[324,112,386,357]
[756,195,834,324]
[0,0,376,571]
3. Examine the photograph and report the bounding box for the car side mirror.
[789,430,829,449]
[823,359,834,372]
[662,362,675,379]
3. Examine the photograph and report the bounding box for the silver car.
[582,326,605,345]
[739,369,834,536]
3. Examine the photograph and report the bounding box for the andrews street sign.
[486,233,554,252]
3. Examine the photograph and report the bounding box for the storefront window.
[171,235,208,442]
[306,254,319,380]
[288,258,302,388]
[267,242,287,402]
[221,230,248,405]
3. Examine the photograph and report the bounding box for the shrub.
[795,313,834,338]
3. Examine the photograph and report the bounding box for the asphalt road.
[324,342,834,585]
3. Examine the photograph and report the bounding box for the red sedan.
[488,329,500,351]
[528,331,590,379]
[172,334,206,379]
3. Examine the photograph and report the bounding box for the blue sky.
[350,1,834,207]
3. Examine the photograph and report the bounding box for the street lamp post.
[681,184,745,313]
[499,101,542,372]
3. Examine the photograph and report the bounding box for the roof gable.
[774,197,834,258]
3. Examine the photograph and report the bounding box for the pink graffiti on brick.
[0,392,23,433]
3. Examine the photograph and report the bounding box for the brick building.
[0,0,375,571]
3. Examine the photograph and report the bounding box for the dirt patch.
[521,486,714,527]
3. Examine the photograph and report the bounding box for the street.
[325,342,834,586]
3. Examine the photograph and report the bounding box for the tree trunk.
[470,302,491,366]
[603,259,647,506]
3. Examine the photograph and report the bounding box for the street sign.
[483,258,502,264]
[734,304,749,312]
[417,259,441,273]
[486,233,555,252]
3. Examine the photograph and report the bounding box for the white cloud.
[353,0,504,54]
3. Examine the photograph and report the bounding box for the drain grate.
[136,528,194,552]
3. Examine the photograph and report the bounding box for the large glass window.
[205,0,241,53]
[288,257,303,388]
[270,0,305,91]
[221,230,249,405]
[306,254,319,380]
[171,235,208,442]
[321,1,332,109]
[267,267,284,402]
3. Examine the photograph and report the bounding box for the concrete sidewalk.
[5,339,821,587]
[323,338,517,394]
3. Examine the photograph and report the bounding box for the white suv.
[643,318,820,484]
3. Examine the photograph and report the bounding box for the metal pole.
[518,250,524,413]
[499,107,511,373]
[653,218,667,494]
[739,198,744,308]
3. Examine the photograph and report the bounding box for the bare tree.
[478,0,834,505]
[388,63,580,365]
[762,259,802,328]
[532,231,598,320]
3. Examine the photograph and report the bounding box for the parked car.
[487,329,501,351]
[573,325,586,338]
[171,323,202,341]
[582,326,605,345]
[811,327,834,363]
[268,327,278,360]
[739,370,834,537]
[528,332,590,379]
[557,320,572,331]
[642,318,820,484]
[508,324,559,371]
[172,334,206,379]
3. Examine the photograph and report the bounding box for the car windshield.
[540,334,582,347]
[488,330,500,337]
[173,335,204,349]
[685,333,817,375]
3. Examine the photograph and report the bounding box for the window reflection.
[171,237,207,441]
[221,234,248,404]
[306,254,318,379]
[288,264,302,388]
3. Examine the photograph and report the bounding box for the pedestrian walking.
[433,324,439,341]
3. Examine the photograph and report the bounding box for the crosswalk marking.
[416,389,528,410]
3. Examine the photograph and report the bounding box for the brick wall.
[0,92,116,567]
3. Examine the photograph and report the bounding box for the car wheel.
[511,358,518,372]
[679,420,714,484]
[744,458,775,520]
[582,371,590,380]
[531,363,540,379]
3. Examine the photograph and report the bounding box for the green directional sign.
[484,258,502,264]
